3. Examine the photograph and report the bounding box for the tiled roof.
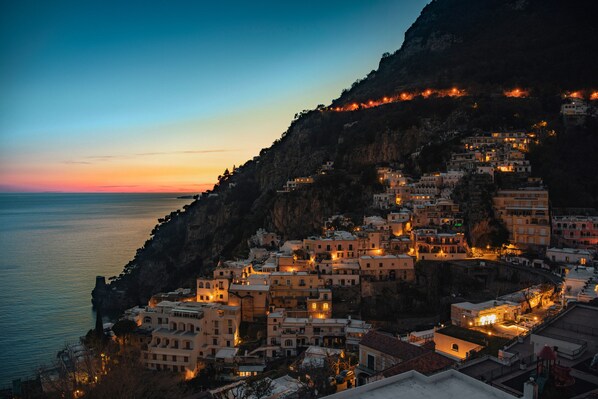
[379,351,455,378]
[359,331,426,361]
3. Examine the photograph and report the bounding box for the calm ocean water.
[0,193,192,386]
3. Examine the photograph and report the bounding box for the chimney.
[523,378,538,399]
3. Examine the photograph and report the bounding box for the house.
[552,215,598,249]
[358,255,415,281]
[546,247,593,265]
[355,330,427,385]
[434,325,492,361]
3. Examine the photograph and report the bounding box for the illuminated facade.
[139,301,241,375]
[552,215,598,249]
[358,254,415,281]
[493,188,550,248]
[412,229,469,261]
[451,300,520,328]
[267,309,370,357]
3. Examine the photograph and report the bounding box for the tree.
[246,378,274,399]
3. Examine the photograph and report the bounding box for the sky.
[0,0,429,193]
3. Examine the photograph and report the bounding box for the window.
[284,339,293,347]
[220,294,223,299]
[213,338,218,345]
[172,355,177,361]
[323,303,329,310]
[198,282,204,288]
[452,343,459,352]
[367,354,375,370]
[311,303,317,310]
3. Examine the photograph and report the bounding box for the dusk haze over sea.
[1,0,426,193]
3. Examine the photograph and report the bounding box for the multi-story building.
[412,199,462,229]
[319,259,361,287]
[358,255,415,281]
[493,188,550,248]
[412,229,469,261]
[304,231,359,259]
[387,210,412,236]
[451,300,520,327]
[267,309,370,357]
[139,301,241,375]
[227,274,271,321]
[269,271,330,316]
[552,215,598,249]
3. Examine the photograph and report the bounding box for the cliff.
[93,0,598,312]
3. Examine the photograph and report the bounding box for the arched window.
[284,339,293,347]
[198,282,204,288]
[451,343,459,352]
[205,282,211,289]
[144,316,152,324]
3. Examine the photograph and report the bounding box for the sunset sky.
[0,0,428,192]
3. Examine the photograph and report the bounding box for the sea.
[0,193,192,387]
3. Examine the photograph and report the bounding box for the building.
[355,331,428,385]
[552,215,598,248]
[326,369,518,399]
[563,266,598,303]
[451,300,520,327]
[227,275,271,321]
[493,188,550,248]
[358,255,415,281]
[412,229,469,261]
[139,301,241,375]
[247,228,280,248]
[319,259,360,287]
[546,247,593,265]
[304,231,359,260]
[412,198,462,230]
[269,271,330,317]
[266,309,370,357]
[434,325,489,361]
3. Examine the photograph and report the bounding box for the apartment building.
[266,309,370,357]
[493,188,550,248]
[358,255,415,281]
[412,229,469,261]
[139,301,241,375]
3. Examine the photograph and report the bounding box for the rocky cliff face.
[93,0,598,312]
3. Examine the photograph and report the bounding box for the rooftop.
[322,369,516,399]
[360,331,426,361]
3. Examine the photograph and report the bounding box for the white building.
[322,369,517,399]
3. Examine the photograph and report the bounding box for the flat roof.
[322,369,516,399]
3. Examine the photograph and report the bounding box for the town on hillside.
[39,98,598,399]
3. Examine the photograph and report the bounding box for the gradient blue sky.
[0,0,429,192]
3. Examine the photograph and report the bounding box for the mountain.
[92,0,598,312]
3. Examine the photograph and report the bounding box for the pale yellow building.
[493,188,550,248]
